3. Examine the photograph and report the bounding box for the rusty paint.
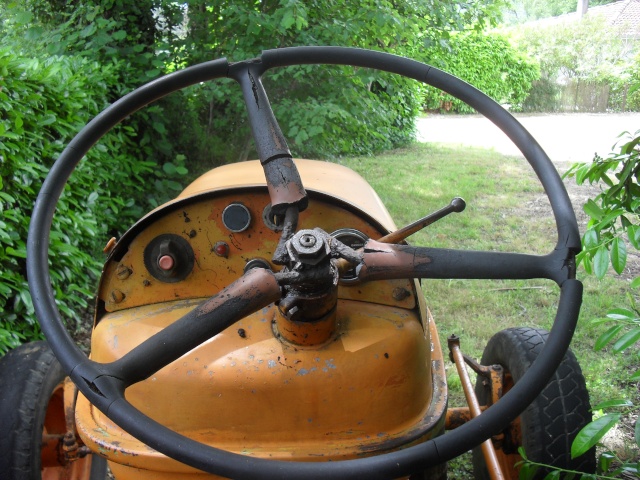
[448,335,506,480]
[481,370,523,479]
[40,378,97,477]
[76,299,447,478]
[357,239,432,282]
[80,159,450,478]
[96,190,416,315]
[274,305,336,346]
[103,237,117,254]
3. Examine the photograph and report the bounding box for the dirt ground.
[417,112,640,279]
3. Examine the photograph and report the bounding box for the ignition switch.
[143,234,195,283]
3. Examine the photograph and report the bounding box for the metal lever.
[377,197,466,244]
[334,197,466,277]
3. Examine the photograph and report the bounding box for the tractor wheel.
[472,328,595,479]
[0,341,107,480]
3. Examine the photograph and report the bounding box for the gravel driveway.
[416,112,640,170]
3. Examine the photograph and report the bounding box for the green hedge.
[0,48,186,353]
[423,32,540,113]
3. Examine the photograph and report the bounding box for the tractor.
[1,47,595,479]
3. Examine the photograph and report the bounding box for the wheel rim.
[27,46,583,479]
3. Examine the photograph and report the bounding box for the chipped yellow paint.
[76,160,447,478]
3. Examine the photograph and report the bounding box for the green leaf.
[630,277,640,289]
[583,199,604,220]
[280,10,295,29]
[597,452,615,474]
[636,418,640,449]
[112,30,127,41]
[612,327,640,353]
[596,208,626,230]
[629,225,640,249]
[630,369,640,381]
[14,10,34,25]
[152,121,167,134]
[606,308,636,320]
[571,414,621,458]
[583,229,598,249]
[80,23,97,38]
[593,245,610,279]
[592,398,634,410]
[518,463,538,480]
[594,325,624,350]
[610,238,627,274]
[5,246,27,259]
[162,162,177,175]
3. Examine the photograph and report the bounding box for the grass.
[338,142,639,476]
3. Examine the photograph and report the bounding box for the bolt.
[287,230,329,265]
[392,287,411,301]
[111,289,125,303]
[299,233,316,248]
[116,264,132,280]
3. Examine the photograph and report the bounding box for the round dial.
[222,203,251,232]
[330,228,369,283]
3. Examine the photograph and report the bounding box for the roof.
[591,0,640,35]
[528,0,640,37]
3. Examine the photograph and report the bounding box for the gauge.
[244,258,272,273]
[222,203,252,232]
[262,203,283,232]
[330,228,369,283]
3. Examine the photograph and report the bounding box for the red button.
[158,255,175,271]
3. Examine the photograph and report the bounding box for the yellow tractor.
[2,47,594,479]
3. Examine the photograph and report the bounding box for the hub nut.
[287,229,330,266]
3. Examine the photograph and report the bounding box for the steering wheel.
[27,47,582,479]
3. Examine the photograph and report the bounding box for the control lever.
[378,197,466,244]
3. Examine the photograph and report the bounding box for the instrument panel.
[97,189,417,318]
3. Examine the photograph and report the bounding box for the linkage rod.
[448,335,505,480]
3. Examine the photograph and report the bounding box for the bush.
[508,15,635,112]
[422,31,540,113]
[0,48,187,354]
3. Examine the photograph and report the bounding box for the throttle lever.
[377,197,466,244]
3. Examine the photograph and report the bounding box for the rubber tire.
[472,328,596,479]
[0,341,107,480]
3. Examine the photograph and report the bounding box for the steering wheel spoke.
[103,268,281,388]
[230,60,308,216]
[356,240,576,286]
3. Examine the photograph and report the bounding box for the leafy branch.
[542,127,640,477]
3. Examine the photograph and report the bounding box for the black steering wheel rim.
[27,46,582,479]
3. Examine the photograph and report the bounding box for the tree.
[150,0,508,162]
[1,0,508,350]
[505,14,633,111]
